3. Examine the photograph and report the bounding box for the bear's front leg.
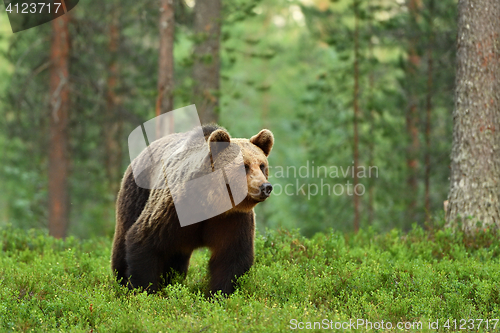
[125,238,162,294]
[162,252,191,286]
[208,241,254,295]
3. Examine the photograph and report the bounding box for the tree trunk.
[424,0,434,224]
[48,14,70,238]
[193,0,221,124]
[406,0,422,220]
[156,0,175,137]
[446,0,500,232]
[368,20,375,225]
[353,0,360,233]
[105,7,123,196]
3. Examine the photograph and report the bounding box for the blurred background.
[0,0,457,238]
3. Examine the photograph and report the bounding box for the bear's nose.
[259,183,273,197]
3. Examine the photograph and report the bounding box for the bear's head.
[207,127,274,212]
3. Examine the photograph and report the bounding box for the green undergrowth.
[1,224,500,332]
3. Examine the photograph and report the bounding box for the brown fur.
[111,125,274,294]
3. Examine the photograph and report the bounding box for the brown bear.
[111,124,274,295]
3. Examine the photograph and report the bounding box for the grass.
[1,224,500,332]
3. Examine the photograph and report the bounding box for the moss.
[1,224,499,332]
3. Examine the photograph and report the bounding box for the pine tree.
[192,0,221,124]
[48,14,71,238]
[447,0,500,231]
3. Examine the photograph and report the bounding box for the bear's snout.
[259,183,273,198]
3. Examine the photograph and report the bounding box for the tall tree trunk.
[367,22,375,225]
[406,0,422,220]
[424,0,434,224]
[353,0,360,233]
[261,11,272,130]
[446,0,500,232]
[105,7,123,196]
[48,14,70,238]
[193,0,221,124]
[156,0,175,137]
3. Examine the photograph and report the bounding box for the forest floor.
[1,224,500,332]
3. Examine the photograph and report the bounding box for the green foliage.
[294,0,457,233]
[0,0,459,237]
[1,225,500,332]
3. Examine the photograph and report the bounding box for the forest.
[1,0,500,331]
[0,0,462,237]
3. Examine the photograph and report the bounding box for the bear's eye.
[245,164,250,174]
[260,164,266,173]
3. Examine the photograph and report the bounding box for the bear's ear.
[208,129,231,157]
[250,129,274,157]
